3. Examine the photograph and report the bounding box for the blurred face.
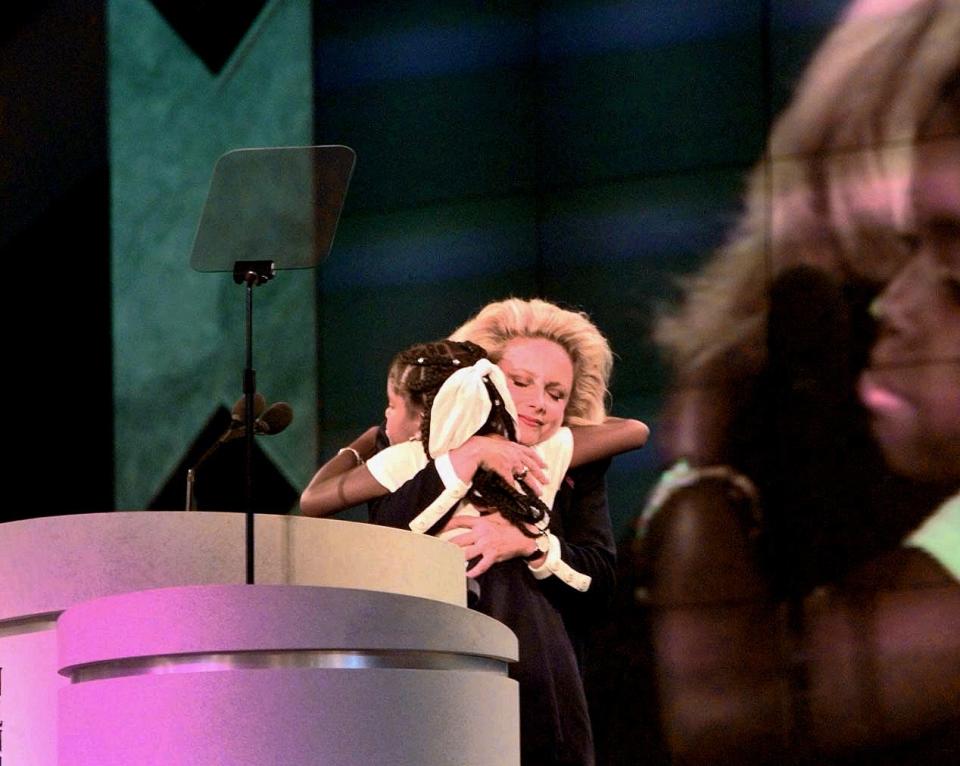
[385,383,422,445]
[858,126,960,484]
[498,337,574,446]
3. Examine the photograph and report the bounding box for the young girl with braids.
[302,338,646,590]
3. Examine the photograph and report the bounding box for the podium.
[0,513,519,765]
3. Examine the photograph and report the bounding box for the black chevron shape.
[150,404,298,513]
[150,0,268,74]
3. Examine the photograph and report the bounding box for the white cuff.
[436,453,470,493]
[527,531,592,592]
[408,456,472,535]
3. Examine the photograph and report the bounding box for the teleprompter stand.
[189,145,356,583]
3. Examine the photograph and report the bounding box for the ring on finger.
[513,465,529,481]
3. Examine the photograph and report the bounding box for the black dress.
[369,433,616,766]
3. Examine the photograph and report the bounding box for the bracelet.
[337,446,364,466]
[639,459,761,535]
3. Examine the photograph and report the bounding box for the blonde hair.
[656,0,960,384]
[449,298,613,425]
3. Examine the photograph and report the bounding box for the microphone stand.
[234,259,276,585]
[184,429,244,512]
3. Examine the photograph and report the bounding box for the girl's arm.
[303,429,550,518]
[300,427,387,516]
[569,417,650,467]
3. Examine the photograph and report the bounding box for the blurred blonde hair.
[450,298,612,425]
[656,0,960,384]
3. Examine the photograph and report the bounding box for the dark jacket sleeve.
[539,458,617,617]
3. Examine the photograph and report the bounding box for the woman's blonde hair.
[656,0,960,384]
[449,298,613,425]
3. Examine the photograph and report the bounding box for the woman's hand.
[448,435,548,494]
[441,511,544,577]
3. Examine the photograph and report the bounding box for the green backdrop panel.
[110,0,314,508]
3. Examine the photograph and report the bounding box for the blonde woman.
[307,298,642,765]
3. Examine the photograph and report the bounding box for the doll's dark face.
[858,124,960,484]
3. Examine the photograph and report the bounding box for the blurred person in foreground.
[642,1,959,763]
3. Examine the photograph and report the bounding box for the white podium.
[0,513,518,765]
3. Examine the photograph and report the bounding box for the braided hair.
[389,339,549,537]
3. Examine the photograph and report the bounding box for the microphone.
[255,401,293,435]
[217,398,290,445]
[231,392,267,425]
[185,396,294,510]
[221,392,267,440]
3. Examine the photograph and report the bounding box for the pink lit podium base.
[58,584,517,765]
[0,513,518,765]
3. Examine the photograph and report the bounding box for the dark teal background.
[108,0,316,511]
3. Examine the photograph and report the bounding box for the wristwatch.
[523,531,550,562]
